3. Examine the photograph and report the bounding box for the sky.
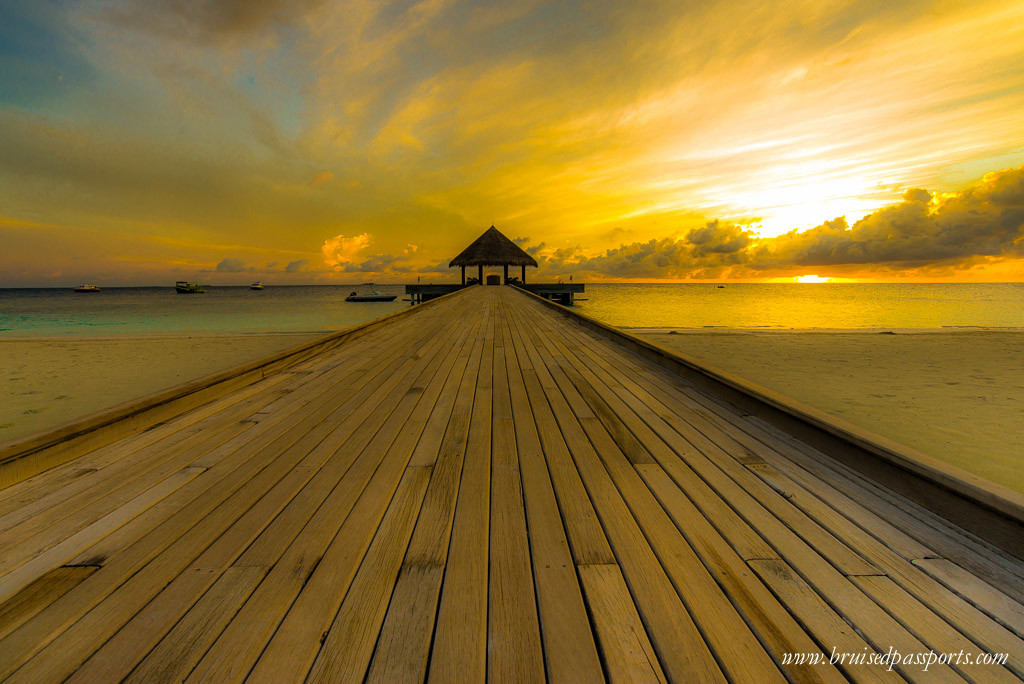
[1,0,1023,286]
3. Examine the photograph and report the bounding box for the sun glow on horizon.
[795,274,831,283]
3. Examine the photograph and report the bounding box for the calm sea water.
[1,283,1023,336]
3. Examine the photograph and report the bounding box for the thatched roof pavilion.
[449,225,538,284]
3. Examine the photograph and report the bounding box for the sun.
[795,274,830,283]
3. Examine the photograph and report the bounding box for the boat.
[175,281,206,294]
[345,284,397,302]
[250,282,264,290]
[73,284,100,292]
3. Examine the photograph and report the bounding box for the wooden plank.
[0,384,285,562]
[428,302,494,683]
[0,465,205,605]
[122,566,268,683]
[71,308,473,682]
[637,463,846,683]
[620,363,1024,660]
[512,295,804,682]
[269,466,432,684]
[0,284,469,491]
[530,342,786,682]
[487,296,546,682]
[204,333,458,682]
[505,294,725,683]
[500,312,604,682]
[852,575,1019,683]
[0,373,289,523]
[747,559,902,684]
[525,296,881,578]
[627,340,1024,599]
[65,310,448,572]
[0,566,97,642]
[743,414,1024,603]
[508,291,960,680]
[528,292,1024,680]
[661,391,1024,677]
[0,310,455,679]
[912,558,1024,637]
[187,355,467,683]
[504,306,615,566]
[578,563,666,683]
[366,316,485,682]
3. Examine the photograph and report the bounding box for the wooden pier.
[0,285,1022,682]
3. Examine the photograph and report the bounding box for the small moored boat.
[74,284,101,293]
[345,284,396,302]
[250,282,264,290]
[175,281,206,294]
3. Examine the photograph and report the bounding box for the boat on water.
[175,281,206,294]
[345,284,397,302]
[73,284,101,292]
[250,282,264,290]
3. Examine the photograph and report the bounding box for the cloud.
[100,0,327,44]
[321,233,371,269]
[215,257,248,272]
[310,171,334,186]
[404,243,418,254]
[346,253,411,273]
[285,259,309,272]
[749,165,1024,270]
[529,164,1024,279]
[685,220,751,257]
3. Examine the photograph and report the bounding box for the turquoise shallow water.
[0,285,407,337]
[2,283,1023,336]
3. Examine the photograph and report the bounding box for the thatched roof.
[449,225,538,268]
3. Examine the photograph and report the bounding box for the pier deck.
[0,286,1022,681]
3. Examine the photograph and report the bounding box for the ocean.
[2,282,1023,336]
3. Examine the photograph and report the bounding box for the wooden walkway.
[0,285,1022,682]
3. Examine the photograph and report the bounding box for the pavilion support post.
[478,264,483,284]
[461,265,465,285]
[521,264,526,283]
[503,264,508,284]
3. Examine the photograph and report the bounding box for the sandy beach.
[639,329,1024,494]
[0,333,324,443]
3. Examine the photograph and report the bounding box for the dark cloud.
[685,220,752,257]
[538,221,752,278]
[344,253,412,273]
[285,259,308,273]
[416,259,451,274]
[524,241,546,256]
[100,0,325,44]
[215,257,248,272]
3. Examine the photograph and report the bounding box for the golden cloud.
[321,233,372,270]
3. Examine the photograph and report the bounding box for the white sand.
[0,333,324,443]
[638,330,1024,494]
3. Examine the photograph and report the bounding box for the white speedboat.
[250,282,264,290]
[74,284,100,292]
[345,284,396,302]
